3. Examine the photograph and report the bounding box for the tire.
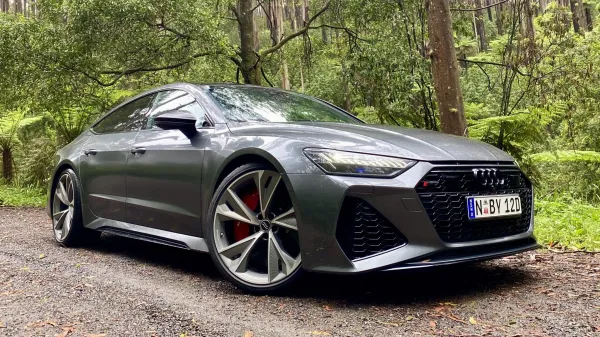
[204,163,303,294]
[51,168,101,247]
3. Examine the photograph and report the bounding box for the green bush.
[534,196,600,251]
[0,185,46,207]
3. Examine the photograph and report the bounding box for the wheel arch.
[47,161,78,216]
[212,149,286,195]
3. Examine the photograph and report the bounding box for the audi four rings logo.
[472,168,505,187]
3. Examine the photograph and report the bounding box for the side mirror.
[154,110,197,138]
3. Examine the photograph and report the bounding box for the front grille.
[336,197,407,260]
[416,166,533,243]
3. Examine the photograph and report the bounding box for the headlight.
[303,149,416,177]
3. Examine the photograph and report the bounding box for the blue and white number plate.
[467,194,521,220]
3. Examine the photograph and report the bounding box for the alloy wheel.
[52,173,75,241]
[213,170,301,286]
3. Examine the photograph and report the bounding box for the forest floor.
[0,207,599,337]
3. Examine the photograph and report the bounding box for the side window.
[145,90,207,129]
[93,95,154,134]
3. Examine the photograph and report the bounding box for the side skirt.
[86,216,209,252]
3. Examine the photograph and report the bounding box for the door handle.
[83,149,98,156]
[130,147,146,155]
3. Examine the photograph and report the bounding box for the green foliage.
[535,196,600,251]
[0,184,46,207]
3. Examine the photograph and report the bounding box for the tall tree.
[268,0,291,89]
[231,0,328,85]
[495,2,505,35]
[474,0,488,51]
[426,0,467,136]
[570,0,587,34]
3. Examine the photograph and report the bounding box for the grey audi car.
[47,83,537,293]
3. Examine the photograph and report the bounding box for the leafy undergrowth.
[0,185,46,207]
[534,196,600,252]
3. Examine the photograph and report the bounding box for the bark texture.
[474,0,487,51]
[426,0,468,136]
[2,147,13,183]
[237,0,261,84]
[570,0,587,34]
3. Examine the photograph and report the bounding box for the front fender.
[46,132,92,217]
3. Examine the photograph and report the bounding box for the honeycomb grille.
[416,166,533,243]
[336,197,407,260]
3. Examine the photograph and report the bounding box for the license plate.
[467,194,522,220]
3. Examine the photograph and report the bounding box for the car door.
[125,90,214,237]
[80,94,154,222]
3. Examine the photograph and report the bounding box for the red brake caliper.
[233,189,259,242]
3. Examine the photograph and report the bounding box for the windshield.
[207,86,360,123]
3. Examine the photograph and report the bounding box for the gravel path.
[0,207,598,337]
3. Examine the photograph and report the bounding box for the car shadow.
[87,233,222,279]
[289,263,535,305]
[86,233,536,305]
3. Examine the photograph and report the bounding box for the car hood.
[226,122,514,162]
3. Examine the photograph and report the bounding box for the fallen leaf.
[39,253,46,259]
[308,332,331,336]
[57,327,75,337]
[243,331,254,337]
[406,315,414,321]
[440,313,467,324]
[429,321,437,328]
[85,334,107,337]
[323,305,332,311]
[377,320,399,327]
[469,317,477,325]
[0,322,5,328]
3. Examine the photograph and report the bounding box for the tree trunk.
[289,0,297,31]
[294,0,304,29]
[15,0,22,14]
[2,147,14,183]
[584,4,593,30]
[474,0,487,51]
[426,0,468,136]
[486,0,493,21]
[539,0,548,12]
[495,3,504,35]
[268,0,290,89]
[238,0,262,84]
[523,0,536,64]
[341,61,351,112]
[570,0,586,34]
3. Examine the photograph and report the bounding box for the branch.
[451,0,509,12]
[260,0,331,57]
[261,67,274,87]
[250,0,265,12]
[99,51,216,76]
[146,20,191,40]
[230,4,240,22]
[64,51,219,87]
[457,58,532,77]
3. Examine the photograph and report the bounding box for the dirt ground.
[0,207,598,337]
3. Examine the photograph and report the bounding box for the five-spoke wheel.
[207,164,302,292]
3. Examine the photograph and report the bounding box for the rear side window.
[93,95,154,134]
[145,90,207,129]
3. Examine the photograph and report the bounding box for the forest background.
[0,0,599,251]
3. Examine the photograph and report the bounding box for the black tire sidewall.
[204,163,303,294]
[52,168,97,246]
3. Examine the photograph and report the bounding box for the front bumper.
[286,161,536,274]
